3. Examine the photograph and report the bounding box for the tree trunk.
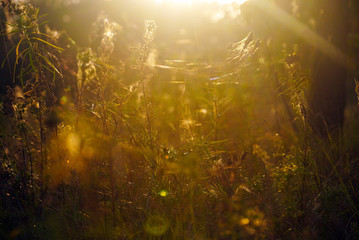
[308,0,348,136]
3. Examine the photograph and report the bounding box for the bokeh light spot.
[239,217,250,225]
[60,96,68,105]
[159,190,168,197]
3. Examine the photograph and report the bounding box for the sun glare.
[202,0,248,4]
[155,0,248,5]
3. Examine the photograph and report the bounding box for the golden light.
[155,0,248,5]
[201,0,248,4]
[67,133,80,155]
[153,0,249,22]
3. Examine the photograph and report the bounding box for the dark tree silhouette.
[0,8,14,98]
[308,0,348,136]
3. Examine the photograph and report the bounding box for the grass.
[0,1,358,239]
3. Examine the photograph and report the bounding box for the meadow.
[0,0,358,239]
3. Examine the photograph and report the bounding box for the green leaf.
[38,53,62,77]
[1,44,16,69]
[32,37,64,51]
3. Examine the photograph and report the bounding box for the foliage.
[0,0,358,239]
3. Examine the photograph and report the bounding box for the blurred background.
[1,0,359,239]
